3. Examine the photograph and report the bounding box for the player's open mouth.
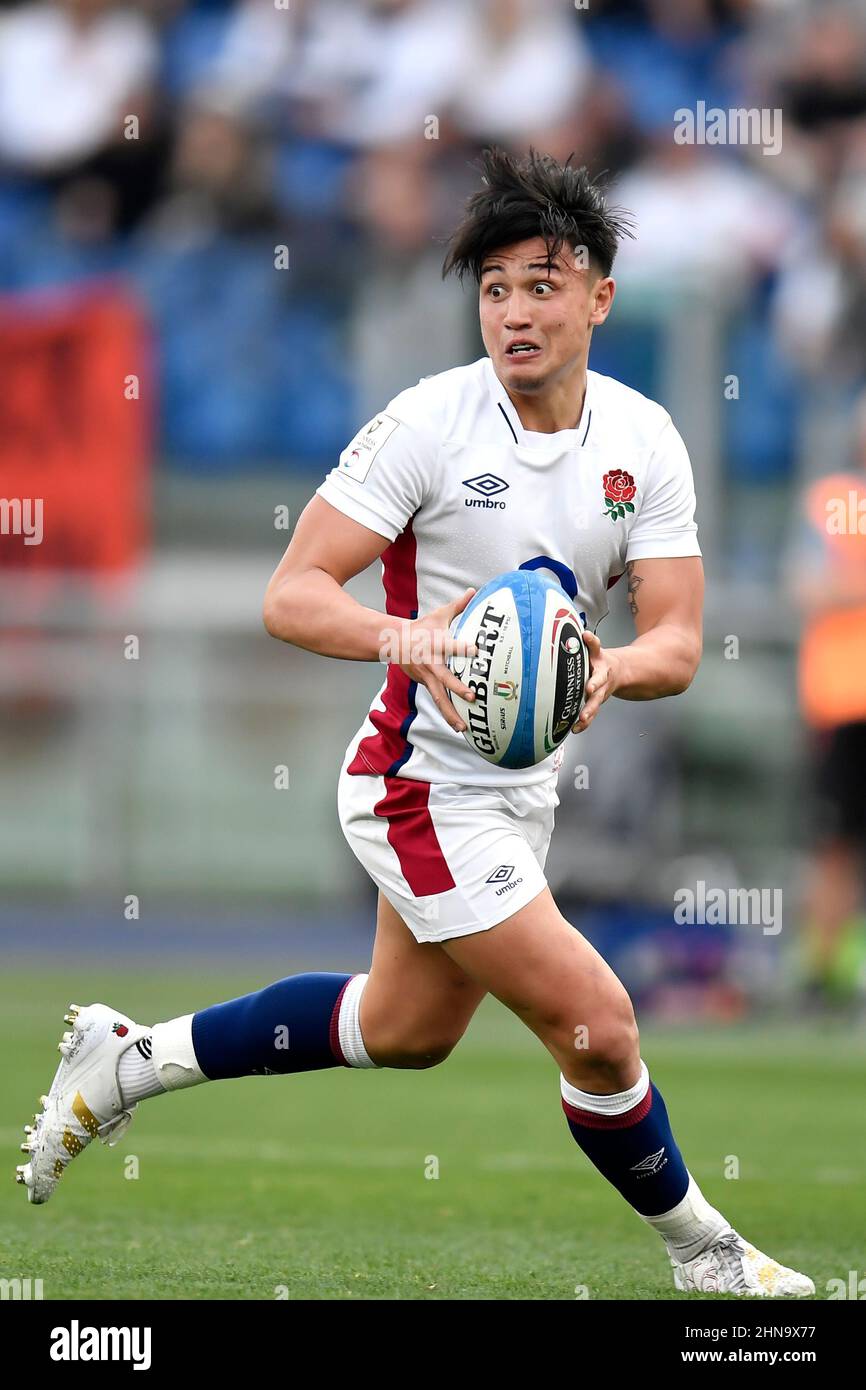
[505,341,541,359]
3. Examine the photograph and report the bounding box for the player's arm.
[606,554,703,698]
[262,495,477,730]
[573,556,703,732]
[263,495,398,660]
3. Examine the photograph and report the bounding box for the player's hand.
[397,588,478,732]
[571,630,619,734]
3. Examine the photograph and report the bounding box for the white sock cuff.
[338,973,379,1069]
[640,1172,731,1251]
[151,1015,208,1091]
[560,1058,650,1115]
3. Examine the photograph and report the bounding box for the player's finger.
[445,587,477,622]
[435,664,476,702]
[424,673,467,731]
[443,634,478,659]
[585,664,608,700]
[572,690,601,732]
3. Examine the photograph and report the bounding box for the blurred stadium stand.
[2,0,866,1015]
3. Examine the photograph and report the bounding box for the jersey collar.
[482,356,593,449]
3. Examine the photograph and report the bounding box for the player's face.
[478,237,614,397]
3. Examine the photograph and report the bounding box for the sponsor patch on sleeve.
[338,413,400,482]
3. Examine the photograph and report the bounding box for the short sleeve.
[626,417,701,561]
[316,393,437,543]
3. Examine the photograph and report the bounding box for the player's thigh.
[361,892,488,1061]
[440,886,640,1084]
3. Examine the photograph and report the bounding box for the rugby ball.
[447,569,587,769]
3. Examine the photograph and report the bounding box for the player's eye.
[533,282,554,296]
[486,284,506,299]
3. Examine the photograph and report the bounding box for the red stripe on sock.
[562,1086,653,1129]
[328,977,352,1068]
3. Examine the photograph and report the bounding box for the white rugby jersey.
[317,355,701,787]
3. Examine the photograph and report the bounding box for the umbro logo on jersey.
[134,1037,153,1062]
[463,473,508,509]
[486,864,524,896]
[630,1146,668,1177]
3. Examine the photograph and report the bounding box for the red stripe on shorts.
[374,776,456,896]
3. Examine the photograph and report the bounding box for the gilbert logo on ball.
[447,570,587,769]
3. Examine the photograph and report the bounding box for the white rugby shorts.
[337,755,558,944]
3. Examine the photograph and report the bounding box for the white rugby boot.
[15,1003,149,1205]
[672,1229,815,1297]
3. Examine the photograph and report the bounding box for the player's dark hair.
[442,147,634,283]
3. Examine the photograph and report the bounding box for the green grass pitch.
[1,966,864,1300]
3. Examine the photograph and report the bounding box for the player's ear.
[589,276,615,327]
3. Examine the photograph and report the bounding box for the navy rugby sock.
[191,973,370,1078]
[561,1060,690,1216]
[137,973,380,1098]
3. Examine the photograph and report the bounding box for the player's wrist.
[373,613,414,665]
[604,645,627,697]
[606,647,625,700]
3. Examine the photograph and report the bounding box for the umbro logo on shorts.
[486,864,524,897]
[463,474,508,509]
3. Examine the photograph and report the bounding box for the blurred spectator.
[450,0,590,152]
[0,0,164,234]
[788,389,866,1009]
[143,89,279,243]
[612,137,797,286]
[766,3,866,388]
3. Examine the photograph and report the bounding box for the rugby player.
[17,148,814,1298]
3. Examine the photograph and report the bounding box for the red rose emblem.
[603,470,637,504]
[602,470,637,522]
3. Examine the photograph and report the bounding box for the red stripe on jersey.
[348,519,420,777]
[381,517,418,620]
[607,572,623,590]
[374,775,456,896]
[561,1087,653,1129]
[347,665,415,775]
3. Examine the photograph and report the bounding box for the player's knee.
[580,1014,640,1074]
[374,1037,457,1070]
[365,1023,461,1070]
[550,993,640,1080]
